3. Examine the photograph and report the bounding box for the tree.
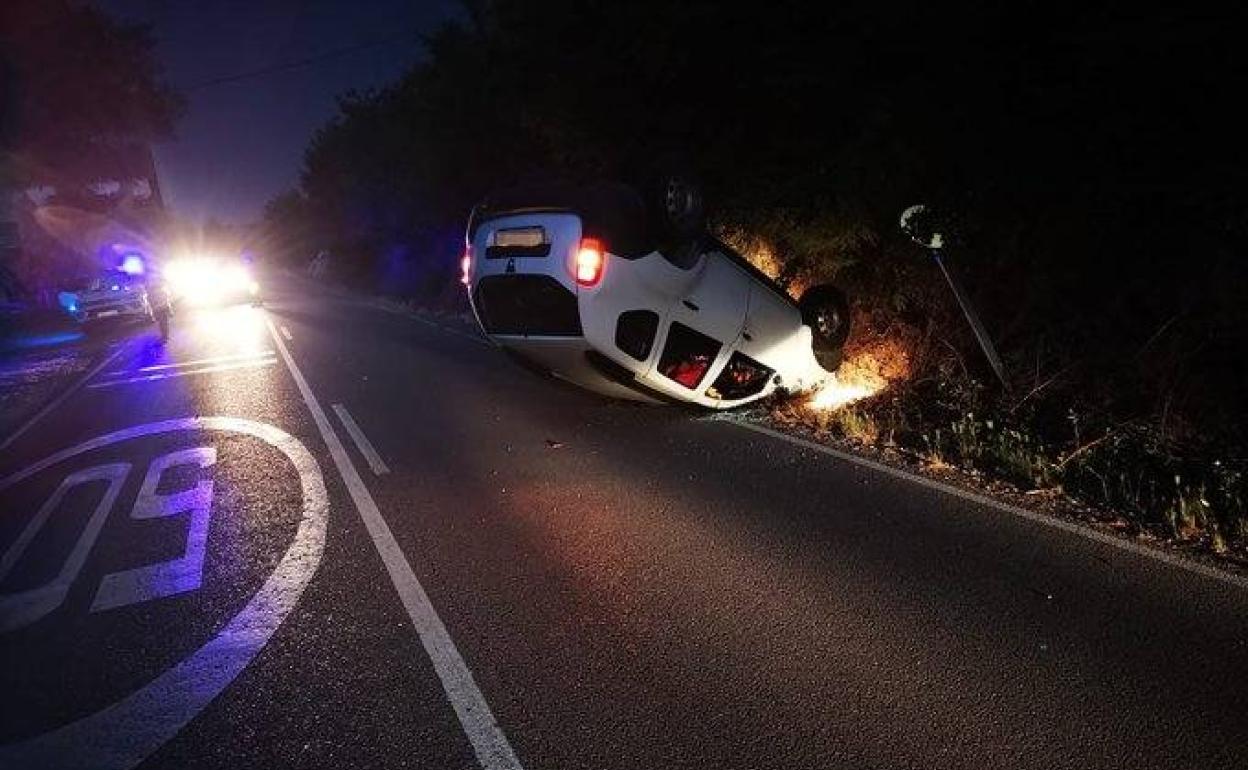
[270,0,1248,451]
[258,190,316,266]
[0,0,184,190]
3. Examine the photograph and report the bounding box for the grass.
[768,373,1248,564]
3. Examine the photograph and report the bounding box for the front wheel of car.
[799,284,851,371]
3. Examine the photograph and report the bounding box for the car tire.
[647,163,705,241]
[799,284,851,371]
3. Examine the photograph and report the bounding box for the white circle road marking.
[0,417,328,770]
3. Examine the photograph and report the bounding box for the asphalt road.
[2,271,1246,770]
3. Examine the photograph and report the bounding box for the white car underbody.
[466,209,829,409]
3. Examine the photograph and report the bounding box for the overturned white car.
[463,178,849,408]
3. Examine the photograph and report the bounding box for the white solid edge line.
[410,313,490,346]
[331,403,391,475]
[265,318,525,770]
[442,325,490,345]
[0,342,129,452]
[722,419,1248,592]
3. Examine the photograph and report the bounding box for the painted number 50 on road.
[0,417,326,770]
[0,447,216,634]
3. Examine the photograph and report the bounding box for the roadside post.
[900,204,1009,389]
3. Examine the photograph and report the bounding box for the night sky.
[97,0,460,225]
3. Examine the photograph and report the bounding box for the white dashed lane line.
[266,317,525,770]
[331,403,391,476]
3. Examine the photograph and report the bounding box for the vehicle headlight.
[165,258,221,301]
[163,260,192,296]
[163,257,256,302]
[225,265,249,289]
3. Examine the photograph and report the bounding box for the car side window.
[657,322,721,390]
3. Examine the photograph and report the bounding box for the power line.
[183,31,424,91]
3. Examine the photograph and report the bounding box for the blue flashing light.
[120,254,145,275]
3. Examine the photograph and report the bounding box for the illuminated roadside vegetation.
[770,379,1247,558]
[761,284,1247,557]
[264,1,1248,560]
[732,227,1246,558]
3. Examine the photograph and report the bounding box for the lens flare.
[805,342,905,411]
[164,256,255,305]
[808,372,881,410]
[191,304,268,351]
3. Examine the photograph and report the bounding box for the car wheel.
[798,284,851,370]
[647,164,705,241]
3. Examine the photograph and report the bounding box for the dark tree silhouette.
[1,0,184,189]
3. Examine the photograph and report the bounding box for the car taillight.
[460,244,472,286]
[574,238,605,287]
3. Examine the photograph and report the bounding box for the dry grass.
[718,225,786,283]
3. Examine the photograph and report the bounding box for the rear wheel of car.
[644,165,706,269]
[646,161,705,241]
[799,284,851,371]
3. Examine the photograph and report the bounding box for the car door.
[647,247,751,392]
[737,280,805,367]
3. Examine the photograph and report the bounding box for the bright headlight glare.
[225,265,249,287]
[163,257,252,303]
